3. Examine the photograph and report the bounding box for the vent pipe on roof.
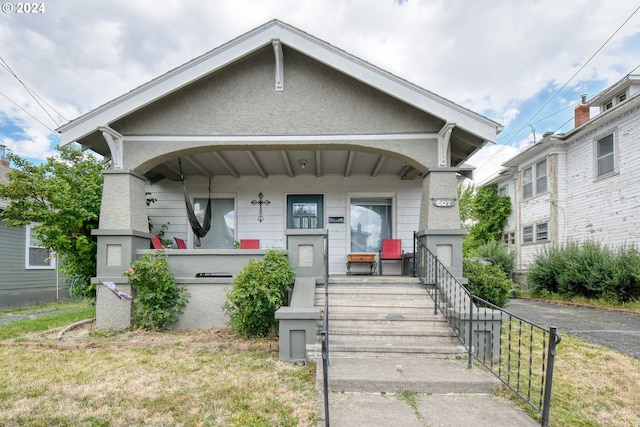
[574,93,590,128]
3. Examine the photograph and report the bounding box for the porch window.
[287,195,324,229]
[194,197,235,249]
[26,225,55,269]
[350,197,392,252]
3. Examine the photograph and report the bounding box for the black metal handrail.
[321,234,330,427]
[414,234,560,427]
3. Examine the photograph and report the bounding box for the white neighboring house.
[484,74,640,281]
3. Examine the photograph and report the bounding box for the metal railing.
[320,234,330,427]
[414,235,561,427]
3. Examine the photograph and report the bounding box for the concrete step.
[308,341,465,359]
[311,357,500,394]
[325,312,444,323]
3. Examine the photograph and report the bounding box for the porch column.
[419,167,466,278]
[92,169,150,329]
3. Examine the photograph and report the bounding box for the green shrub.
[124,252,189,331]
[469,240,516,277]
[528,242,640,303]
[463,259,512,307]
[224,249,295,337]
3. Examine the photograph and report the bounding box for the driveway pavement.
[505,298,640,359]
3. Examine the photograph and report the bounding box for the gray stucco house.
[57,20,502,329]
[0,145,68,310]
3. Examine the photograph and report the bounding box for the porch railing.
[414,234,561,427]
[320,233,330,427]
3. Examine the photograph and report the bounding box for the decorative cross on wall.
[251,192,270,222]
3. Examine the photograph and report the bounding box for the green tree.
[0,145,103,300]
[458,183,511,254]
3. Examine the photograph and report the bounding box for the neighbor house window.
[536,222,549,242]
[194,197,235,249]
[522,158,547,199]
[522,226,534,244]
[596,133,615,178]
[498,186,507,197]
[26,225,55,269]
[350,197,392,252]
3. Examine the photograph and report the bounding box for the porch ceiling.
[144,148,420,183]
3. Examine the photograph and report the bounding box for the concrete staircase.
[309,276,465,359]
[308,276,501,395]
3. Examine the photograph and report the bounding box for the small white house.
[57,20,501,329]
[485,74,640,279]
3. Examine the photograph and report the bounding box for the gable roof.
[58,20,501,154]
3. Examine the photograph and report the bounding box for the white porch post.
[93,169,150,329]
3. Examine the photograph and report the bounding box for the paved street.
[505,298,640,359]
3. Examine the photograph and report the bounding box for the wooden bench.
[346,253,377,275]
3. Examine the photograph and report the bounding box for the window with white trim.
[536,222,548,242]
[26,225,55,269]
[522,158,547,199]
[522,222,549,245]
[596,133,616,178]
[194,197,235,249]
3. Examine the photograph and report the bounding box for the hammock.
[178,158,211,246]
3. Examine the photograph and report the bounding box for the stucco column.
[419,168,466,279]
[93,169,150,329]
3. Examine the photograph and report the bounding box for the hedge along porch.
[57,20,501,330]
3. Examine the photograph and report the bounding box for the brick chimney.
[574,93,590,128]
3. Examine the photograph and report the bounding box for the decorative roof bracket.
[272,39,284,91]
[438,122,456,167]
[99,126,123,170]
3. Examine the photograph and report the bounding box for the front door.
[287,194,324,229]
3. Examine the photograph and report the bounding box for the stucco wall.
[112,46,444,138]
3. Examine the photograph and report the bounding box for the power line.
[503,4,640,146]
[0,90,58,133]
[0,55,67,127]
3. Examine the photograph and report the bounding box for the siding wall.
[0,219,68,310]
[147,174,422,275]
[565,110,640,246]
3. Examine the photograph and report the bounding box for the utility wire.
[503,4,640,146]
[0,90,58,133]
[0,55,67,127]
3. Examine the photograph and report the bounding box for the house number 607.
[432,198,456,207]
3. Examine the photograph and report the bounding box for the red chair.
[174,237,187,249]
[240,239,259,249]
[379,239,404,275]
[151,235,164,249]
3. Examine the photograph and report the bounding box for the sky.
[1,0,639,184]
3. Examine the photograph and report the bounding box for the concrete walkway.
[314,357,539,426]
[506,298,640,359]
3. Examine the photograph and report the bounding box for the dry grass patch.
[1,331,320,426]
[550,335,640,427]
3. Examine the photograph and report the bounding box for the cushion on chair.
[240,239,259,249]
[174,237,187,249]
[151,235,164,249]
